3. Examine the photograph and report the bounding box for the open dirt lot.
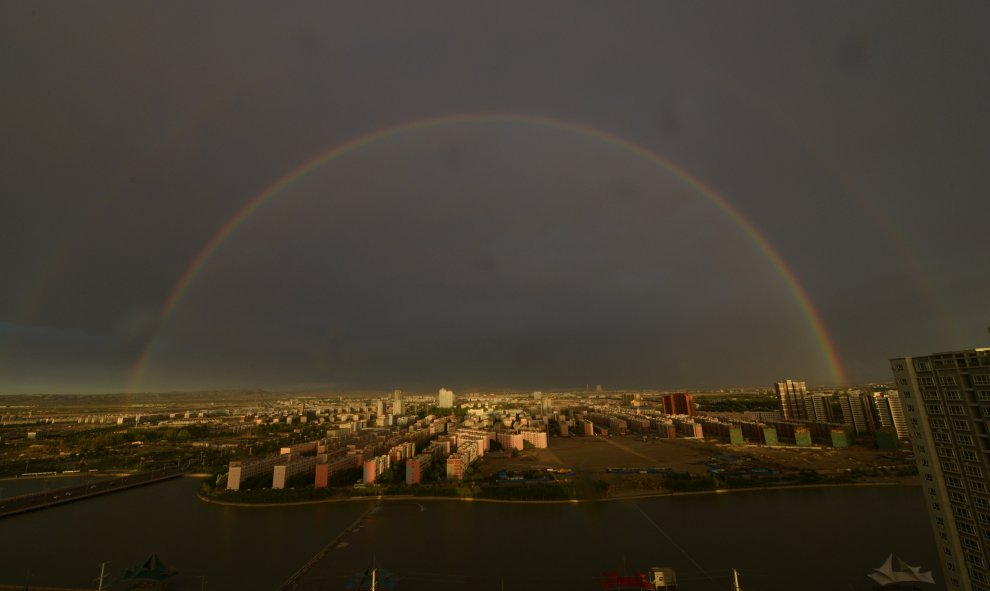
[478,435,913,480]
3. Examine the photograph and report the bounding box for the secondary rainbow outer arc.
[127,113,847,392]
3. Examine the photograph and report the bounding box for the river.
[0,478,939,590]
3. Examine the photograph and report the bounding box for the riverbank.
[198,478,915,508]
[0,475,939,591]
[0,585,93,591]
[0,470,127,481]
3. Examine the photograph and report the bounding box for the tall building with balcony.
[890,347,990,591]
[839,394,872,434]
[803,393,834,423]
[775,380,808,420]
[873,389,909,439]
[661,392,695,416]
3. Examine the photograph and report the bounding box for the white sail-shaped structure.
[868,554,936,586]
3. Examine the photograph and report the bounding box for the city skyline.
[2,3,988,394]
[0,379,937,590]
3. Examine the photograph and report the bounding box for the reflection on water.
[0,478,937,591]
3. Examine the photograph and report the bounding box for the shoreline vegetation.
[197,466,918,508]
[197,479,913,508]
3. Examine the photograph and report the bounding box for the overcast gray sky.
[2,2,988,394]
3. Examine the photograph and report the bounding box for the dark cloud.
[1,2,988,393]
[835,32,873,71]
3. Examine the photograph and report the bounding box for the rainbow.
[127,113,847,392]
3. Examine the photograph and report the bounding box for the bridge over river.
[0,467,189,519]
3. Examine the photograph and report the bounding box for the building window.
[944,461,960,472]
[960,434,976,446]
[952,491,969,503]
[966,465,984,478]
[962,450,979,461]
[942,376,959,386]
[926,404,944,415]
[954,420,971,430]
[920,377,936,386]
[946,389,961,400]
[955,505,973,519]
[949,405,966,416]
[975,375,990,386]
[974,482,989,494]
[979,391,990,402]
[935,432,952,443]
[924,391,940,401]
[975,497,990,510]
[961,522,977,534]
[917,362,932,372]
[934,418,948,429]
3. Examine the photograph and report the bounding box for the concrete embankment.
[274,503,378,591]
[198,479,913,510]
[0,586,94,591]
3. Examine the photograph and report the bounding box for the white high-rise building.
[438,388,455,409]
[392,389,403,416]
[891,346,990,591]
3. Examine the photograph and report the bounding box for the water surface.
[0,479,938,591]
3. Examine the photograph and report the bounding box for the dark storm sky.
[2,2,988,394]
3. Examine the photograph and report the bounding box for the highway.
[0,467,187,519]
